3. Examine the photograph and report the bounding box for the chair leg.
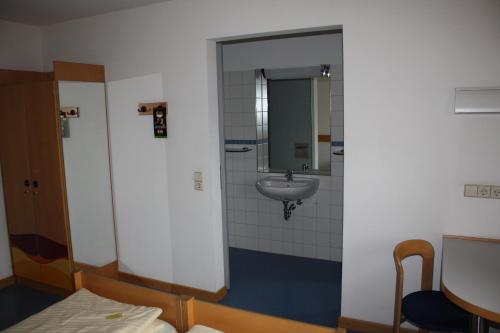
[470,315,488,333]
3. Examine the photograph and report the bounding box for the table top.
[441,236,500,322]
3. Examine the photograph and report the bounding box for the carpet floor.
[220,247,342,327]
[0,284,63,330]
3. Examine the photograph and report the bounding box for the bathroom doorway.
[217,30,344,327]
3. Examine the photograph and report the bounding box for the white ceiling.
[0,0,171,26]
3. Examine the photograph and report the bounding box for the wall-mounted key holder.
[60,106,80,118]
[60,106,79,138]
[138,102,166,116]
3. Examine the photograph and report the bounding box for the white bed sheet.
[143,319,177,333]
[3,288,162,333]
[187,325,223,333]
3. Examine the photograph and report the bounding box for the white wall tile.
[316,246,330,260]
[259,238,272,252]
[282,242,294,256]
[271,227,283,241]
[271,241,283,253]
[303,230,315,244]
[330,247,342,261]
[316,232,330,246]
[293,243,304,257]
[304,244,316,257]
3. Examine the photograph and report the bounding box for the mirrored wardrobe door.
[58,80,117,269]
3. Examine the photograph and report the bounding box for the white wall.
[106,73,175,283]
[40,0,500,324]
[0,19,43,280]
[59,81,117,267]
[0,20,42,71]
[222,33,343,72]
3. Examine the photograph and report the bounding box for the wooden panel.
[90,261,227,302]
[17,276,73,297]
[74,271,183,331]
[338,316,417,333]
[318,135,331,142]
[10,247,40,281]
[0,84,37,236]
[0,275,15,289]
[174,283,226,303]
[54,61,105,82]
[24,81,69,246]
[0,69,52,86]
[39,257,73,290]
[187,298,340,333]
[0,84,40,281]
[74,261,100,272]
[24,81,73,290]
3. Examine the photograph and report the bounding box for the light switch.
[194,172,203,191]
[464,185,478,197]
[477,185,491,198]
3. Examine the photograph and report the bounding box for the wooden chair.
[393,240,469,333]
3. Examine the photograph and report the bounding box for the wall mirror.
[256,66,332,175]
[58,80,117,269]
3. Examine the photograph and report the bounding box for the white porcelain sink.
[255,176,319,201]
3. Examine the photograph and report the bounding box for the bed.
[3,270,346,333]
[3,271,183,333]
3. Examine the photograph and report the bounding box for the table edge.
[441,281,500,322]
[443,234,500,244]
[442,236,500,322]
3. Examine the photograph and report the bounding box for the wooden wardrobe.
[0,70,73,292]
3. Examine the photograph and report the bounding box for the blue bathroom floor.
[0,284,63,330]
[220,247,342,327]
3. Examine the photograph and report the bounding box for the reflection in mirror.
[256,66,332,175]
[58,81,117,269]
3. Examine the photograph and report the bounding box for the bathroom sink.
[255,176,319,201]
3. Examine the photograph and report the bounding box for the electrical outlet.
[464,185,478,197]
[477,185,491,198]
[491,186,500,199]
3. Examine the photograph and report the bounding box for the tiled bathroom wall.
[223,65,344,261]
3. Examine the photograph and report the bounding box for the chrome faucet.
[285,169,294,182]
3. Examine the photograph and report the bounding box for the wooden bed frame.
[74,271,345,333]
[74,271,185,331]
[181,296,346,333]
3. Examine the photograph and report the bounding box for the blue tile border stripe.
[225,140,344,146]
[225,139,269,145]
[225,139,257,145]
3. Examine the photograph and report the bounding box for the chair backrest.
[393,239,435,333]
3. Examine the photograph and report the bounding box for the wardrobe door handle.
[23,179,30,194]
[32,180,39,195]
